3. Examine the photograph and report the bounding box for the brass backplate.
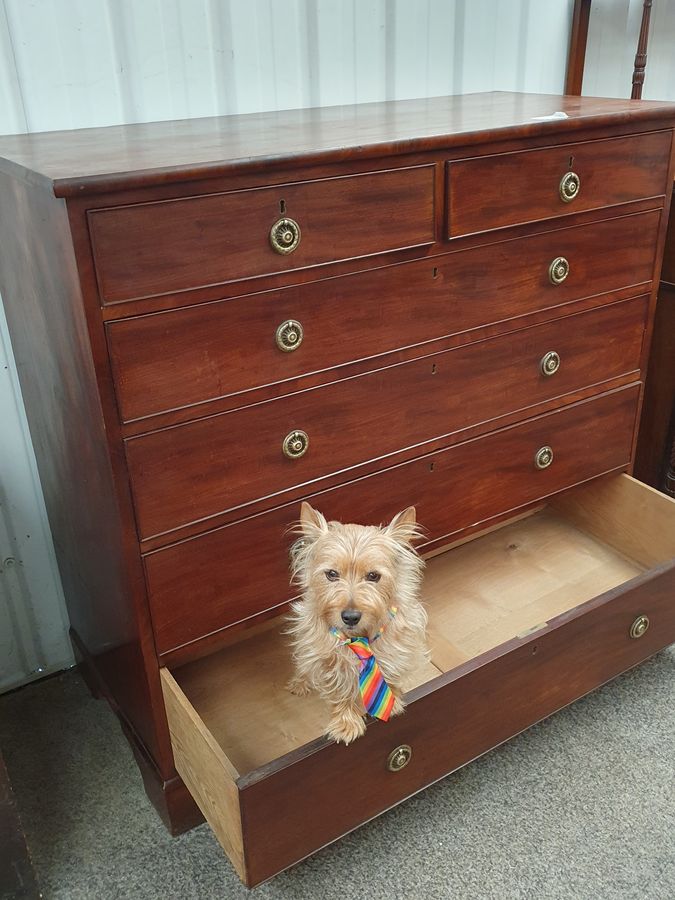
[629,615,650,639]
[387,744,412,772]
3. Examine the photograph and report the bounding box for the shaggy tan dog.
[286,502,429,744]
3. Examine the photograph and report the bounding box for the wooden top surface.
[0,92,674,197]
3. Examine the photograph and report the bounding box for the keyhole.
[431,363,437,374]
[432,266,438,279]
[279,199,286,214]
[429,461,435,472]
[568,155,574,169]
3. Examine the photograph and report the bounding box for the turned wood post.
[631,0,653,99]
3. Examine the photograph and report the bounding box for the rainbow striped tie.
[331,631,395,721]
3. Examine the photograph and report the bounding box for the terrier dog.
[286,502,429,744]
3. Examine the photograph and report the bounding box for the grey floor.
[0,652,674,900]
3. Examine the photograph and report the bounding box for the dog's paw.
[327,709,367,745]
[286,676,311,697]
[390,695,406,718]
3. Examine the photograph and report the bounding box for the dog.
[286,501,429,744]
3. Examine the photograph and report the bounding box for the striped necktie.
[330,630,395,721]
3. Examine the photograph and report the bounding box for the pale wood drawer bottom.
[161,474,675,887]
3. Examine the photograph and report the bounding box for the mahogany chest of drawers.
[2,92,675,887]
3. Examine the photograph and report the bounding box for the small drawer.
[89,165,435,304]
[161,472,675,886]
[126,298,646,540]
[145,384,640,656]
[108,209,659,423]
[447,130,671,237]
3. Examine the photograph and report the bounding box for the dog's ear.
[299,501,328,540]
[385,506,420,545]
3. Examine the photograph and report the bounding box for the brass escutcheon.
[540,350,561,377]
[629,615,650,639]
[387,744,412,772]
[559,171,580,203]
[282,430,309,459]
[276,320,304,352]
[549,256,570,285]
[534,445,554,470]
[270,217,301,254]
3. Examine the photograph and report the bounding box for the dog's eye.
[325,569,339,582]
[365,571,381,582]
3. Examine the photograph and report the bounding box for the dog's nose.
[341,609,362,627]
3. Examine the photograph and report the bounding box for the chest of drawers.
[2,92,675,887]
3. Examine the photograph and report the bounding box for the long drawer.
[162,472,675,885]
[89,165,436,304]
[447,130,671,237]
[127,298,646,540]
[108,209,660,423]
[145,384,639,657]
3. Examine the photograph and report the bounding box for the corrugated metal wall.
[2,0,668,691]
[583,0,675,101]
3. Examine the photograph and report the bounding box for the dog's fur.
[286,502,429,744]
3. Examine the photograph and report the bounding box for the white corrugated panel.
[583,0,675,100]
[0,0,592,690]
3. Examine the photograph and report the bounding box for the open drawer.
[160,474,675,887]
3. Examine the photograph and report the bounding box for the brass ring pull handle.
[282,430,309,459]
[629,615,649,639]
[276,320,304,352]
[559,171,580,203]
[270,217,301,255]
[387,744,412,772]
[540,351,561,377]
[549,256,570,285]
[534,446,554,470]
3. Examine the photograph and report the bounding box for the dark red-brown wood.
[636,184,675,491]
[565,0,592,95]
[1,93,675,197]
[126,299,647,541]
[238,555,675,886]
[1,94,674,861]
[448,131,670,237]
[0,175,171,777]
[88,165,435,303]
[145,385,640,658]
[631,0,653,100]
[108,210,659,424]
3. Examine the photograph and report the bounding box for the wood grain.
[108,210,659,424]
[448,131,671,237]
[145,385,640,658]
[127,298,646,540]
[551,473,675,568]
[165,471,675,885]
[0,93,674,196]
[565,0,592,95]
[160,669,246,881]
[176,627,440,774]
[238,553,675,886]
[0,174,171,774]
[89,165,435,303]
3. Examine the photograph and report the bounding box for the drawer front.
[89,166,436,304]
[238,558,675,886]
[145,384,639,656]
[108,210,659,423]
[127,298,646,540]
[448,131,671,237]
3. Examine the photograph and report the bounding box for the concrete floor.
[1,650,674,900]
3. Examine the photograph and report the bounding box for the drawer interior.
[168,474,675,778]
